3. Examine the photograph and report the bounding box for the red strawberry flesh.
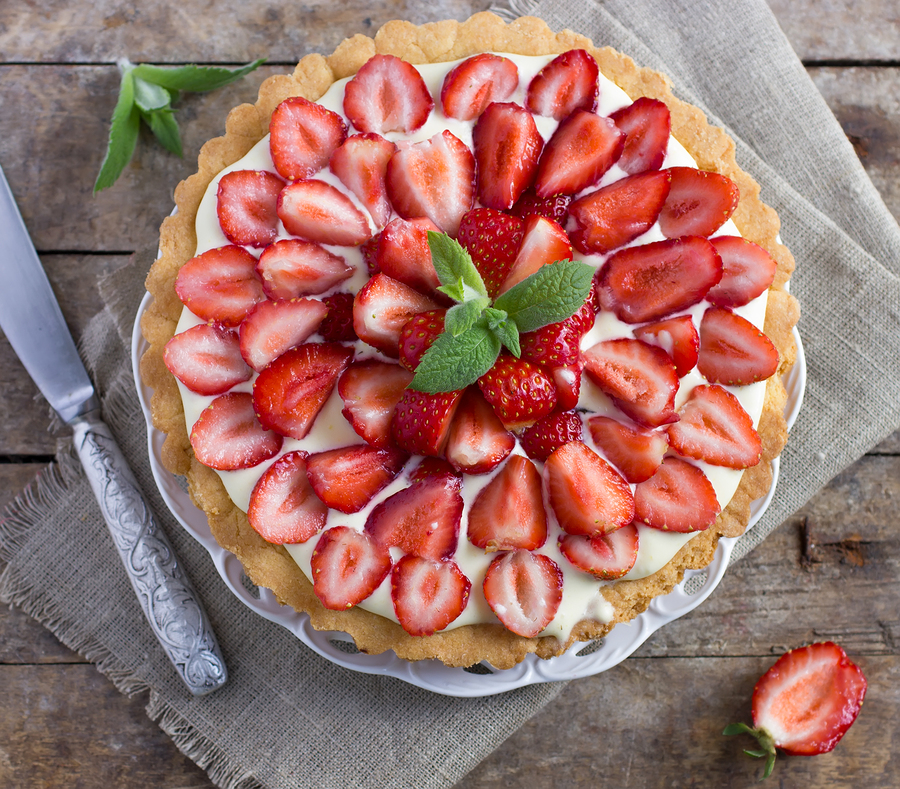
[558,523,639,580]
[609,97,671,174]
[269,96,348,181]
[343,54,434,134]
[482,550,563,638]
[633,456,720,532]
[239,297,329,372]
[525,49,599,121]
[277,179,372,246]
[441,54,519,121]
[175,245,265,327]
[247,451,327,544]
[444,387,515,475]
[190,392,282,471]
[338,360,413,449]
[306,444,408,514]
[329,132,397,229]
[216,169,285,248]
[311,526,393,610]
[659,166,740,239]
[391,555,471,636]
[697,306,779,386]
[164,323,252,395]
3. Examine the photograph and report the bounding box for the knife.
[0,164,227,696]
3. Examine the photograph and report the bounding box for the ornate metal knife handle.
[71,410,227,695]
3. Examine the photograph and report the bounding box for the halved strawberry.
[667,384,762,469]
[707,235,778,308]
[247,451,327,544]
[398,309,446,372]
[520,410,583,462]
[633,314,700,378]
[256,239,353,300]
[164,323,251,395]
[329,132,397,229]
[558,523,639,580]
[457,208,524,298]
[472,102,543,211]
[253,343,354,440]
[190,392,282,471]
[310,526,393,610]
[239,297,329,372]
[216,169,285,247]
[364,475,463,560]
[534,110,624,198]
[633,456,720,532]
[567,170,672,255]
[444,387,515,474]
[337,359,413,448]
[440,53,519,120]
[385,130,476,236]
[511,189,572,225]
[525,49,599,120]
[482,550,563,637]
[595,236,723,324]
[269,96,348,181]
[497,214,573,294]
[467,455,547,551]
[390,387,464,457]
[551,361,584,412]
[342,54,434,134]
[478,354,558,430]
[698,307,778,386]
[582,338,679,428]
[374,217,442,297]
[277,179,372,246]
[544,440,634,536]
[174,245,265,327]
[391,555,470,636]
[587,415,668,483]
[318,292,357,342]
[659,166,740,239]
[519,299,592,368]
[353,273,440,357]
[609,97,671,174]
[408,457,461,486]
[306,444,408,513]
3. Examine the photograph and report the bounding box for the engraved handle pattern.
[72,413,227,695]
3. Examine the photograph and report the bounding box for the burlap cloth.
[2,0,900,786]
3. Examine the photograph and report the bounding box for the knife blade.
[0,164,227,695]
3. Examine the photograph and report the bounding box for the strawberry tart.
[141,13,799,669]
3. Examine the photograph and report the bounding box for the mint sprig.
[94,58,265,193]
[409,233,594,393]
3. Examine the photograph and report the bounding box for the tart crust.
[141,12,800,669]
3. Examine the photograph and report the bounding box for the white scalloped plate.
[133,293,805,697]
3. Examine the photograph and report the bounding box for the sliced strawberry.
[391,555,470,636]
[318,292,357,342]
[457,208,524,298]
[511,189,572,225]
[472,102,543,211]
[707,235,778,308]
[633,456,720,532]
[269,96,347,181]
[534,110,624,198]
[310,526,393,610]
[247,451,327,544]
[482,550,563,638]
[440,54,519,120]
[352,273,440,357]
[277,179,372,246]
[633,314,700,378]
[520,410,583,462]
[467,455,547,551]
[525,49,599,120]
[337,360,413,449]
[398,309,446,372]
[544,440,634,536]
[374,217,442,297]
[390,387,464,457]
[519,298,592,367]
[587,415,668,483]
[568,169,672,255]
[239,297,328,372]
[256,239,353,300]
[551,361,584,412]
[253,343,353,440]
[596,236,723,324]
[364,475,463,560]
[342,54,434,134]
[609,97,671,174]
[385,130,476,236]
[306,444,408,514]
[582,338,679,428]
[477,354,558,430]
[497,214,573,294]
[659,166,740,239]
[164,323,251,395]
[190,392,282,471]
[408,456,461,486]
[174,245,265,327]
[667,383,762,469]
[216,169,285,248]
[698,307,779,385]
[444,387,515,474]
[558,523,639,580]
[329,132,397,229]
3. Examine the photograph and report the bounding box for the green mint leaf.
[437,277,466,303]
[428,232,488,300]
[144,108,183,157]
[130,59,266,92]
[133,76,172,112]
[409,322,501,393]
[485,309,521,357]
[93,68,141,194]
[493,259,595,333]
[445,297,488,337]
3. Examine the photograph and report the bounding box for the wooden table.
[1,2,897,786]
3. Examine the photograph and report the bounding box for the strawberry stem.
[723,722,777,780]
